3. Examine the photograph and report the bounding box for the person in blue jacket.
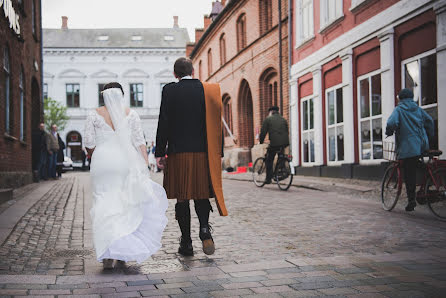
[385,88,434,211]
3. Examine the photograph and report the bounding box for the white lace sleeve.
[129,110,146,148]
[84,111,96,149]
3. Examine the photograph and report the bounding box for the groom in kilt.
[155,57,227,256]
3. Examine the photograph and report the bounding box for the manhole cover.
[44,249,93,259]
[128,258,185,274]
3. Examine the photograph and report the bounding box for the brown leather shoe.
[200,227,215,255]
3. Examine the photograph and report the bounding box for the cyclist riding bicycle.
[385,88,434,212]
[259,106,289,184]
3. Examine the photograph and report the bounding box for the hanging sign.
[0,0,21,36]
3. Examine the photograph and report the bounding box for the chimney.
[186,42,195,58]
[61,16,68,30]
[203,15,212,31]
[173,16,179,28]
[195,28,204,42]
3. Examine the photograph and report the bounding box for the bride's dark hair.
[103,82,124,95]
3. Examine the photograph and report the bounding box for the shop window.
[403,51,438,149]
[98,83,105,106]
[236,13,247,51]
[358,72,383,161]
[259,0,273,35]
[320,0,343,29]
[326,86,344,162]
[301,96,315,164]
[130,83,143,107]
[20,69,26,141]
[296,0,314,45]
[4,47,12,134]
[66,83,80,107]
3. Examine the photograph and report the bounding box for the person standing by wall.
[46,124,60,179]
[56,131,66,178]
[33,123,49,181]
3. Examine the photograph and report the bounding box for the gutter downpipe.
[288,0,294,163]
[278,0,283,115]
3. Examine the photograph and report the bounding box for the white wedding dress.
[84,88,168,263]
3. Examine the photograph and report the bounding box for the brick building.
[289,0,446,179]
[187,0,289,167]
[0,0,43,188]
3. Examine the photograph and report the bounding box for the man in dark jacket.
[386,88,434,211]
[259,106,289,184]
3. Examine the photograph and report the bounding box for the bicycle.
[252,147,293,191]
[381,141,446,221]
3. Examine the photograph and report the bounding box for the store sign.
[0,0,21,35]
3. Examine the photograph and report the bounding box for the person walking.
[156,57,227,257]
[259,106,290,184]
[386,88,434,212]
[46,124,60,179]
[56,132,66,178]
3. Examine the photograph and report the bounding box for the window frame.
[207,48,213,77]
[259,0,273,35]
[357,69,384,164]
[319,0,344,32]
[129,83,144,108]
[66,83,80,108]
[236,13,247,52]
[295,0,315,48]
[325,84,344,165]
[301,95,316,166]
[401,49,438,149]
[219,33,226,66]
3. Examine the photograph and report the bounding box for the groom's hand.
[156,157,166,170]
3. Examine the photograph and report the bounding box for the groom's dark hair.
[174,57,193,78]
[103,82,124,95]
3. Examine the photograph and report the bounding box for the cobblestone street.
[0,171,446,297]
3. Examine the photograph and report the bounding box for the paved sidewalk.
[0,171,445,297]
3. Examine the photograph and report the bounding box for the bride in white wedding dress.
[83,82,168,269]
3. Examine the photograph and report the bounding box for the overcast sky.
[42,0,214,42]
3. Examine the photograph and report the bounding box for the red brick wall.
[0,0,43,181]
[190,0,289,151]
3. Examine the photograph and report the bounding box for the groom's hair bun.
[174,57,193,78]
[103,82,124,95]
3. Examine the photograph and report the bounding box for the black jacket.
[259,113,289,147]
[155,79,207,157]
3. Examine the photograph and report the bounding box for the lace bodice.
[84,109,145,149]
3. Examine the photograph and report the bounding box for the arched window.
[20,68,26,141]
[222,94,233,137]
[236,14,247,52]
[198,60,202,80]
[219,33,226,66]
[259,67,278,120]
[4,47,11,134]
[259,0,273,35]
[207,48,213,77]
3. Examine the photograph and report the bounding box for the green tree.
[44,97,69,131]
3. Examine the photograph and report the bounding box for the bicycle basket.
[383,141,397,161]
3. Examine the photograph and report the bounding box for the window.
[296,0,314,45]
[20,69,26,141]
[236,14,247,51]
[98,83,105,106]
[320,0,343,29]
[199,60,202,80]
[43,83,48,99]
[131,35,142,41]
[326,86,344,162]
[130,83,143,107]
[32,0,37,37]
[66,84,80,107]
[220,34,226,66]
[403,51,438,149]
[97,35,109,41]
[301,96,315,164]
[358,72,382,161]
[207,49,213,77]
[222,94,233,137]
[4,47,11,134]
[259,0,273,35]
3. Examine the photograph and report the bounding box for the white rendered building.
[43,17,188,163]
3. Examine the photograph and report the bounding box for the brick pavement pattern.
[0,171,445,297]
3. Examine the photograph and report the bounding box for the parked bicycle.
[381,140,446,221]
[252,147,293,190]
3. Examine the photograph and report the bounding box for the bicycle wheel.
[252,157,267,187]
[275,158,293,191]
[381,164,402,211]
[426,169,446,221]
